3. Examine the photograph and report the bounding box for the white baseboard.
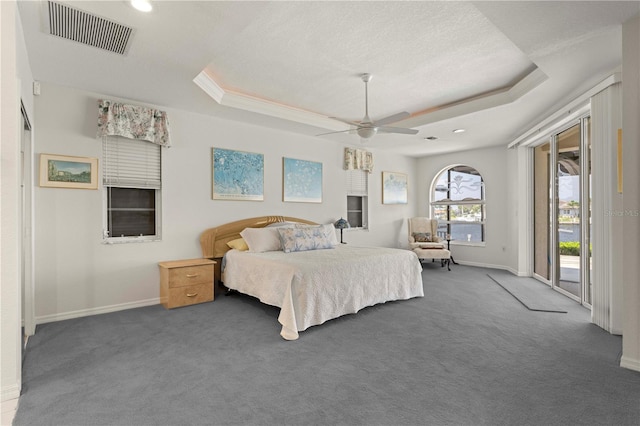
[1,397,19,426]
[454,261,532,277]
[1,385,20,402]
[455,260,511,271]
[620,355,640,372]
[35,298,160,325]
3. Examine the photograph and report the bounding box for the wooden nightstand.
[158,258,215,309]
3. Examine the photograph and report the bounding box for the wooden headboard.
[199,215,319,260]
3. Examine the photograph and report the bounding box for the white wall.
[1,0,36,402]
[416,145,510,270]
[0,0,22,402]
[621,13,640,372]
[32,82,417,322]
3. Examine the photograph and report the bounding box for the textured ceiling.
[198,1,535,119]
[17,1,640,156]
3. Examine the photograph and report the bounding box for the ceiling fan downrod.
[362,73,372,124]
[358,73,377,139]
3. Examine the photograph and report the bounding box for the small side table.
[158,258,216,309]
[446,239,459,265]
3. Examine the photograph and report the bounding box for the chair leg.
[439,258,451,271]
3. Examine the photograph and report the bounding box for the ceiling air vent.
[47,1,134,55]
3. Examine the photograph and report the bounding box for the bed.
[200,216,424,340]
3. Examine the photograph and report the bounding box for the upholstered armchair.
[408,217,446,250]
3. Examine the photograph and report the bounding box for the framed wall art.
[283,157,322,203]
[212,148,264,201]
[382,171,408,204]
[39,154,98,189]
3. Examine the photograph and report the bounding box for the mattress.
[223,245,424,340]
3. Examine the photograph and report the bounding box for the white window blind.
[103,137,161,188]
[346,169,368,196]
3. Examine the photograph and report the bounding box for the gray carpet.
[14,263,640,426]
[487,272,568,313]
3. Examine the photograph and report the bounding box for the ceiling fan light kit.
[317,73,418,141]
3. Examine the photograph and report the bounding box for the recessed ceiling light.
[131,0,153,12]
[452,129,466,134]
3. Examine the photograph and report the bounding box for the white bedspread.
[223,245,424,340]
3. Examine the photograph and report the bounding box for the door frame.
[532,114,592,307]
[20,101,35,337]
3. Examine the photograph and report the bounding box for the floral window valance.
[343,147,374,173]
[97,99,171,147]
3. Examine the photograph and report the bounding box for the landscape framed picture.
[39,154,98,189]
[212,147,264,201]
[382,171,408,204]
[282,157,323,203]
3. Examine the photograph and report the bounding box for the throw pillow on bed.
[277,227,334,253]
[265,221,297,228]
[295,223,339,246]
[413,232,433,242]
[239,227,282,252]
[226,238,249,251]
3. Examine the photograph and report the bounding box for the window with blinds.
[102,137,161,241]
[346,169,368,229]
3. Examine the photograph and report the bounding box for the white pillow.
[295,223,338,246]
[265,221,297,228]
[323,224,339,246]
[239,227,282,252]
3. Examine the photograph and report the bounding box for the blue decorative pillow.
[277,227,334,253]
[295,223,339,246]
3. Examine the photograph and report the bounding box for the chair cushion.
[413,248,451,259]
[411,241,445,249]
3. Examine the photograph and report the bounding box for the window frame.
[430,165,485,246]
[346,169,369,230]
[102,137,162,244]
[103,187,162,243]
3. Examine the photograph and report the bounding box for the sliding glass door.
[556,124,582,299]
[533,117,591,306]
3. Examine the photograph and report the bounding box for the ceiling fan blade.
[373,111,411,127]
[329,117,362,127]
[377,126,419,135]
[316,129,355,137]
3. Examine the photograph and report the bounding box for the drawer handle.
[186,293,198,298]
[186,274,199,278]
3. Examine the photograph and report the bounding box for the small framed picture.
[39,154,98,189]
[382,171,408,204]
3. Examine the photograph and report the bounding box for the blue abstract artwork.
[212,148,264,201]
[283,157,322,203]
[382,171,408,204]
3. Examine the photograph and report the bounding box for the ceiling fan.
[318,73,419,140]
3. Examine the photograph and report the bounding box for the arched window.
[431,165,485,244]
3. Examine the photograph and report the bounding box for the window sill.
[450,241,486,248]
[103,237,161,244]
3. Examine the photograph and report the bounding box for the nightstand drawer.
[158,258,216,310]
[168,265,213,288]
[167,282,213,309]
